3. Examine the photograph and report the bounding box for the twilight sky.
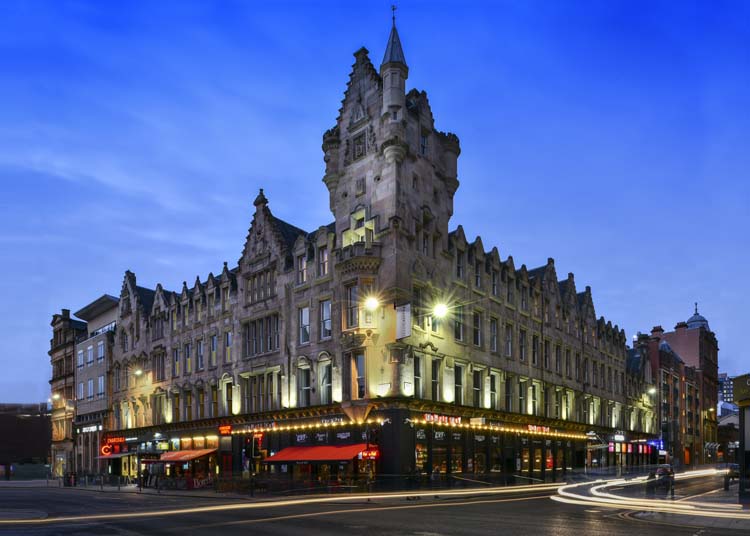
[0,1,748,402]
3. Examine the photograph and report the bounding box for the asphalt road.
[0,482,743,536]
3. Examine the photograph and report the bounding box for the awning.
[96,452,134,460]
[266,443,372,463]
[159,449,217,462]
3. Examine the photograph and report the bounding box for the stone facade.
[78,22,656,481]
[49,309,87,477]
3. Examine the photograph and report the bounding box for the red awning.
[160,449,217,462]
[266,443,372,463]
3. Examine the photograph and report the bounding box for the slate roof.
[527,265,546,280]
[135,286,156,314]
[271,215,307,251]
[382,23,406,66]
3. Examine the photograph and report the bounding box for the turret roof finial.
[694,301,698,314]
[392,4,397,26]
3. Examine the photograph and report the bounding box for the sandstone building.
[57,21,658,485]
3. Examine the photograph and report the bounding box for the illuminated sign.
[81,425,99,433]
[106,436,126,445]
[424,413,462,425]
[527,425,550,434]
[614,434,625,442]
[359,449,379,460]
[100,444,112,456]
[219,425,232,436]
[608,442,614,453]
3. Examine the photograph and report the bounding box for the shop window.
[454,364,464,405]
[351,352,366,399]
[431,359,441,401]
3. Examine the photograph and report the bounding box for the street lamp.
[648,387,657,395]
[432,303,449,319]
[364,296,380,312]
[51,393,61,400]
[134,368,143,376]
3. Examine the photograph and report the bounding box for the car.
[654,464,673,490]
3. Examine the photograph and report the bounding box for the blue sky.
[0,1,748,402]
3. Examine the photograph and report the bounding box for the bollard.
[725,474,730,491]
[117,476,121,491]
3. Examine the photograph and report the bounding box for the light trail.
[553,468,750,520]
[172,494,551,531]
[0,482,560,525]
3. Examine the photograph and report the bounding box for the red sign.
[106,436,125,444]
[360,449,379,460]
[527,425,550,434]
[254,432,264,444]
[219,425,232,436]
[100,444,112,456]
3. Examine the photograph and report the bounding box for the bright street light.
[433,303,449,319]
[134,368,143,376]
[51,393,61,400]
[364,296,380,312]
[647,387,657,395]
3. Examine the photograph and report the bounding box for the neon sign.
[219,425,232,435]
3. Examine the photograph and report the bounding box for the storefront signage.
[470,417,486,425]
[475,435,486,442]
[296,433,308,443]
[452,432,462,441]
[336,432,351,440]
[219,425,232,436]
[608,442,614,453]
[81,425,99,433]
[424,413,462,425]
[647,439,664,450]
[416,430,426,440]
[100,444,112,456]
[614,434,625,442]
[106,436,126,444]
[359,449,379,460]
[527,425,550,433]
[125,437,139,442]
[321,417,344,424]
[434,431,446,441]
[315,433,328,443]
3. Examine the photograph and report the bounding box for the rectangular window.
[490,374,497,409]
[565,349,571,377]
[86,346,93,366]
[97,341,104,361]
[97,375,105,398]
[319,300,332,339]
[575,353,581,381]
[318,247,329,277]
[431,359,440,401]
[532,335,539,365]
[518,381,526,414]
[352,352,366,399]
[197,340,204,370]
[454,364,464,405]
[555,345,562,373]
[519,329,527,361]
[543,340,550,369]
[521,286,528,310]
[298,368,311,407]
[77,350,84,369]
[320,363,332,405]
[583,358,589,383]
[297,254,307,284]
[184,342,192,374]
[224,331,232,363]
[456,251,464,279]
[454,306,464,341]
[474,262,482,287]
[87,379,94,400]
[78,382,84,401]
[413,355,422,398]
[473,370,482,407]
[531,384,538,415]
[489,318,498,352]
[185,391,193,421]
[210,335,217,367]
[211,386,218,418]
[346,284,359,329]
[472,311,482,346]
[491,270,499,296]
[504,324,513,357]
[172,348,180,377]
[299,307,310,344]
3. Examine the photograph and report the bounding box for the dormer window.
[420,133,428,156]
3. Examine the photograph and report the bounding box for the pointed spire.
[381,7,406,68]
[694,301,698,314]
